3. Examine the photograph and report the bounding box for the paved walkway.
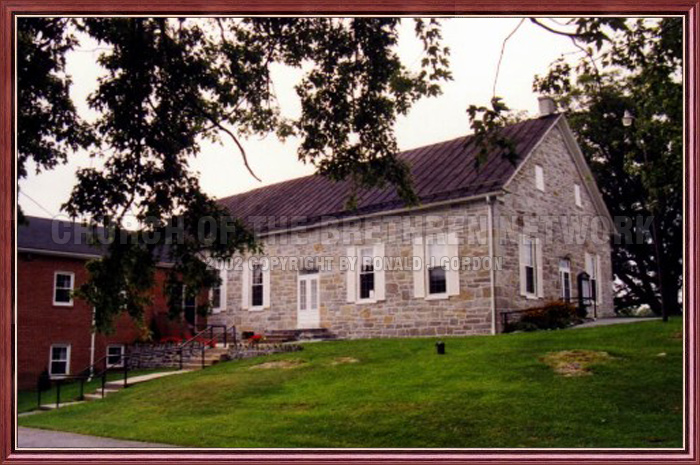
[572,317,660,329]
[18,427,177,448]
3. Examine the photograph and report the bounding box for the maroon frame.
[0,2,698,463]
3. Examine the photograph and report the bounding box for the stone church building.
[209,100,614,339]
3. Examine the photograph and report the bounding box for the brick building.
[209,102,615,338]
[16,217,191,390]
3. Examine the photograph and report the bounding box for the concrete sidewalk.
[572,317,661,329]
[18,427,178,448]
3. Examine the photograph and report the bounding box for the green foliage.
[466,97,520,167]
[507,301,581,332]
[533,18,683,316]
[20,320,683,447]
[17,18,94,223]
[18,18,451,332]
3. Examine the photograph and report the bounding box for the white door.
[297,274,320,329]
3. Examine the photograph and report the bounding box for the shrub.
[509,301,581,332]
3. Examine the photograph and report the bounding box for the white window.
[107,344,125,368]
[519,235,543,298]
[359,247,376,300]
[241,259,271,310]
[251,264,264,307]
[209,267,227,314]
[49,344,70,377]
[559,258,572,302]
[53,272,74,306]
[574,183,582,207]
[523,238,536,295]
[427,242,448,296]
[346,244,386,303]
[585,253,601,304]
[535,165,545,191]
[412,233,460,299]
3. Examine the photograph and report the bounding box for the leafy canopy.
[18,17,451,333]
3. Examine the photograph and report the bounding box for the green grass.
[19,320,683,448]
[17,368,175,414]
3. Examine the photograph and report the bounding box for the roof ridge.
[218,114,558,205]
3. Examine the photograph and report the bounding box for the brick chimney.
[538,96,557,116]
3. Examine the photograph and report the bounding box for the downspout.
[486,196,497,335]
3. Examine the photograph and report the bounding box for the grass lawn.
[17,368,175,414]
[19,319,683,448]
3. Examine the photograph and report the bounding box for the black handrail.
[37,326,238,408]
[177,325,235,370]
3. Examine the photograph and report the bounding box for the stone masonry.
[209,119,614,339]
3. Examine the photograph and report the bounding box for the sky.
[18,17,583,219]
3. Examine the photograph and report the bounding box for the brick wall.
[16,252,180,390]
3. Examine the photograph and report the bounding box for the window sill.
[356,299,377,305]
[52,302,74,307]
[523,294,541,300]
[249,306,265,312]
[425,293,449,301]
[49,374,69,379]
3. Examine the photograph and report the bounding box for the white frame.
[523,237,537,297]
[49,343,71,377]
[250,263,265,310]
[425,242,448,300]
[106,344,125,368]
[586,253,601,305]
[297,273,321,329]
[52,271,75,306]
[209,267,226,314]
[535,164,545,191]
[559,258,572,301]
[574,183,582,207]
[357,246,376,303]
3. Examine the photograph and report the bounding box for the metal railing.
[177,325,236,370]
[37,352,131,409]
[500,296,598,333]
[37,325,238,409]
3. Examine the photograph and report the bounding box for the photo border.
[0,2,697,463]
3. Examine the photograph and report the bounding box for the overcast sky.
[19,17,584,219]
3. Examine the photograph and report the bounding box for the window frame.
[49,344,71,378]
[357,246,376,302]
[559,258,572,302]
[106,344,126,368]
[574,183,582,207]
[209,267,226,313]
[523,237,538,298]
[250,263,265,310]
[535,165,545,192]
[53,271,75,307]
[426,242,448,298]
[586,253,600,304]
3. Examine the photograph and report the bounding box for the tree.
[17,17,451,333]
[17,18,94,224]
[531,18,683,318]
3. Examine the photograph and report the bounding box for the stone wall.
[209,123,615,338]
[126,342,302,369]
[127,343,206,369]
[494,124,615,326]
[209,200,496,339]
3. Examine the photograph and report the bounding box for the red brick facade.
[16,252,189,390]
